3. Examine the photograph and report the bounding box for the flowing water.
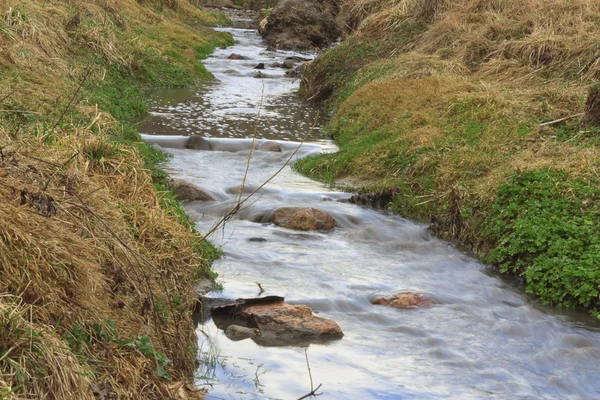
[141,25,600,400]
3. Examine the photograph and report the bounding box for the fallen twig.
[0,88,16,104]
[539,113,584,127]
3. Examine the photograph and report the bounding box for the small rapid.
[141,25,600,400]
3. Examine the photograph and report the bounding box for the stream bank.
[0,1,231,398]
[296,0,600,317]
[142,24,600,399]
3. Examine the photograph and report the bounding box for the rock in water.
[227,53,246,60]
[185,135,211,150]
[243,302,343,339]
[372,293,434,309]
[260,0,340,50]
[253,71,266,79]
[225,325,260,340]
[282,58,295,69]
[272,207,337,231]
[212,297,343,344]
[259,141,282,152]
[169,179,215,201]
[254,63,266,70]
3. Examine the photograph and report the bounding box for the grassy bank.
[0,0,231,398]
[297,0,600,316]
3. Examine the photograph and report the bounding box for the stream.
[140,24,600,400]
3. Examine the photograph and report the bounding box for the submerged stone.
[282,59,295,69]
[225,325,260,340]
[169,179,215,201]
[372,293,434,309]
[185,135,212,150]
[227,53,246,60]
[259,141,282,152]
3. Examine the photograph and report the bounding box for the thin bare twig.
[296,348,323,399]
[297,384,322,400]
[52,57,97,131]
[236,79,264,205]
[200,112,319,242]
[0,89,16,104]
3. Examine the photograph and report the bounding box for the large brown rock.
[372,293,434,309]
[210,296,343,345]
[169,179,215,201]
[243,301,343,339]
[260,0,340,50]
[272,207,337,231]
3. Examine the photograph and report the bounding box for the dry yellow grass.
[0,121,210,399]
[340,0,600,81]
[0,0,227,398]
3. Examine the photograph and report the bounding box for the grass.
[0,0,231,398]
[298,0,600,316]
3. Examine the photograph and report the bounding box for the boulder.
[211,297,343,344]
[254,63,266,70]
[243,302,343,339]
[270,61,282,68]
[372,293,434,309]
[259,141,282,152]
[254,71,266,79]
[272,207,337,231]
[260,0,340,51]
[185,135,212,150]
[169,179,215,201]
[227,53,246,60]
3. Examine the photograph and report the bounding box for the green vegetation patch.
[485,169,600,315]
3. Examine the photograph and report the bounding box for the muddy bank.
[260,0,340,50]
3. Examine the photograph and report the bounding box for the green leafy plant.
[485,169,600,316]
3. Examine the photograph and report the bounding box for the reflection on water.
[142,25,600,400]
